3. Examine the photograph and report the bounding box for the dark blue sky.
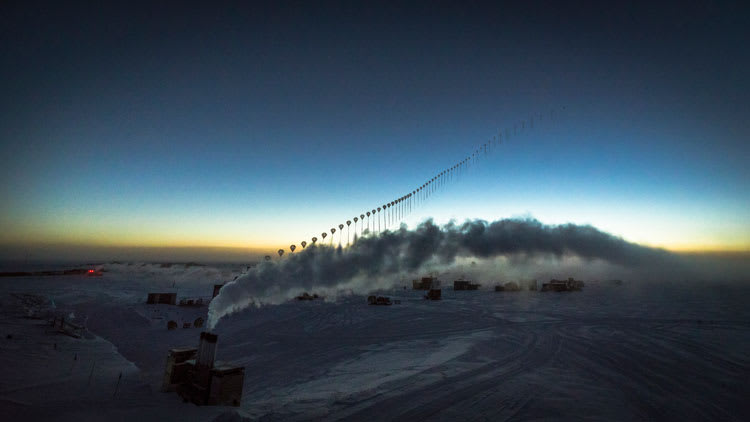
[1,1,748,256]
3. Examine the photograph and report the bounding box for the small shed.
[425,289,442,300]
[367,296,392,305]
[147,293,177,305]
[412,276,438,290]
[454,279,480,290]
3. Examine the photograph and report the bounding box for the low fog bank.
[208,218,748,329]
[0,243,267,264]
[99,262,243,290]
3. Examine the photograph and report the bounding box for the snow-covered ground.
[1,263,748,421]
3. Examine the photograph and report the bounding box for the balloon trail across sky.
[262,107,567,261]
[208,216,685,329]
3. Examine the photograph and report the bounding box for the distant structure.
[50,315,83,338]
[541,278,585,292]
[367,295,392,305]
[163,332,245,406]
[424,288,442,300]
[179,297,207,307]
[412,276,439,290]
[212,284,224,299]
[162,347,197,391]
[295,292,322,301]
[494,281,520,292]
[454,278,480,290]
[147,292,177,305]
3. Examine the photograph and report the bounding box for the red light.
[88,269,94,273]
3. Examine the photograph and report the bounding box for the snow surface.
[1,263,749,421]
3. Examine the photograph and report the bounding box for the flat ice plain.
[1,263,748,421]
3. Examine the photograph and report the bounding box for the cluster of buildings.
[411,276,442,300]
[162,332,245,406]
[453,278,481,290]
[541,278,585,291]
[147,283,225,306]
[410,275,585,295]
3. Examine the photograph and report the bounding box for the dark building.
[541,277,585,292]
[166,332,245,406]
[212,284,223,299]
[179,297,206,307]
[425,289,442,300]
[454,279,480,290]
[413,276,438,290]
[367,295,392,305]
[147,292,177,305]
[295,292,322,301]
[162,347,198,392]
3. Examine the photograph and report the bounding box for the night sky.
[1,1,748,260]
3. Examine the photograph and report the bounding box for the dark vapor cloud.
[208,218,682,328]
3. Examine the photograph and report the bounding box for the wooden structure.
[425,289,442,300]
[454,279,480,290]
[412,276,438,290]
[367,295,392,305]
[147,292,177,305]
[170,332,245,407]
[208,365,245,406]
[179,297,206,307]
[162,347,197,391]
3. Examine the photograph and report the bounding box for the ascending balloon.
[264,255,271,261]
[289,244,296,253]
[277,249,284,258]
[346,220,352,246]
[312,236,318,244]
[330,228,336,245]
[301,241,307,249]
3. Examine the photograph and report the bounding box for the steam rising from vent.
[207,218,681,329]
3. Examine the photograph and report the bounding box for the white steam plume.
[207,218,686,329]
